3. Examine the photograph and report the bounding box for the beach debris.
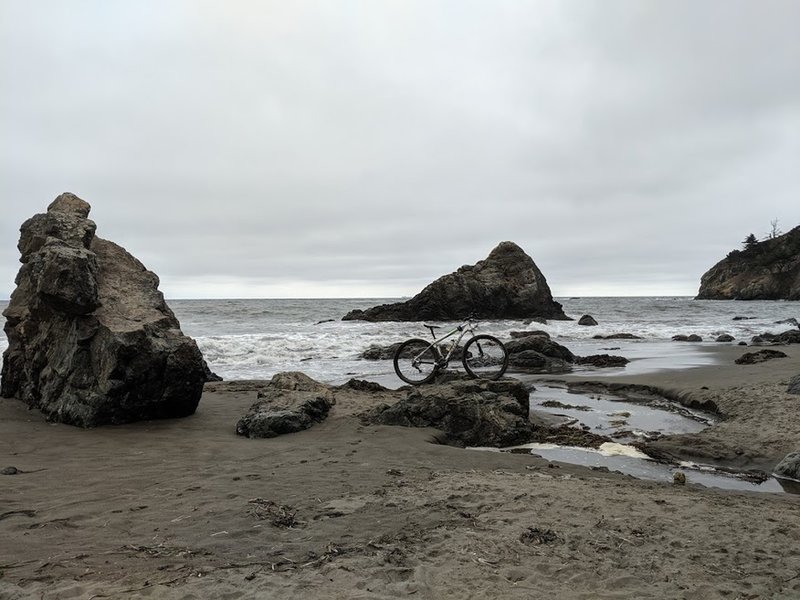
[1,193,209,427]
[734,349,788,364]
[520,527,559,545]
[248,498,302,528]
[578,314,598,326]
[673,471,687,485]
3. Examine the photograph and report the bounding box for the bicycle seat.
[424,324,441,337]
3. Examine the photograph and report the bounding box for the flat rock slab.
[735,349,789,365]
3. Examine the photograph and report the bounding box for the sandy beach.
[2,344,800,599]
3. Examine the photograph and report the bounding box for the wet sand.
[1,344,799,599]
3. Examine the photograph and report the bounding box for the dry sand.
[2,344,800,599]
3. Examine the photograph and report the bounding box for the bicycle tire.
[393,338,440,385]
[461,334,508,380]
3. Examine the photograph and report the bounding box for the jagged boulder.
[774,452,800,480]
[696,225,800,300]
[364,378,537,447]
[342,242,569,322]
[236,372,335,438]
[1,193,208,427]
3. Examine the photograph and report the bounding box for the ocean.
[1,297,798,384]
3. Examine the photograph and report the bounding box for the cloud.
[1,0,798,299]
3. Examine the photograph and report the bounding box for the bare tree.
[768,218,782,239]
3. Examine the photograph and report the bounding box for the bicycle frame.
[421,319,477,367]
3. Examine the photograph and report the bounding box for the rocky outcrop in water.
[696,226,800,300]
[578,315,598,326]
[342,242,569,322]
[1,193,208,427]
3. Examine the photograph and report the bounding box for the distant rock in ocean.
[696,225,800,300]
[1,193,209,427]
[342,241,569,322]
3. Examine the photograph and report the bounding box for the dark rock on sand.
[1,193,207,427]
[236,372,335,438]
[774,452,800,480]
[592,333,643,340]
[342,241,569,322]
[734,349,788,365]
[576,354,630,368]
[365,378,538,447]
[733,316,757,321]
[696,225,800,300]
[716,334,735,342]
[672,334,703,342]
[578,314,598,326]
[786,375,800,395]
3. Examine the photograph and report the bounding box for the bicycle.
[393,317,509,385]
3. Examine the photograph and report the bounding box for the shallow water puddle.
[529,384,712,442]
[478,384,794,494]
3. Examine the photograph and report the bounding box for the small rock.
[673,471,686,485]
[578,315,598,326]
[672,334,702,342]
[735,349,788,365]
[774,452,800,480]
[715,334,735,342]
[1,466,20,475]
[787,375,800,395]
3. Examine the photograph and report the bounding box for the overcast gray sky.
[2,0,798,299]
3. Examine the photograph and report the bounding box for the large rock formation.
[696,226,800,300]
[342,241,569,322]
[1,193,207,427]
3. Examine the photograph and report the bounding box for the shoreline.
[2,343,800,598]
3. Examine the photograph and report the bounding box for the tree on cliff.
[742,233,758,249]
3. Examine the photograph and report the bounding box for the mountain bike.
[393,318,509,385]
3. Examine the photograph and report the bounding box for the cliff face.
[696,226,800,300]
[343,241,569,321]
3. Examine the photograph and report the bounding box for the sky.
[1,0,798,299]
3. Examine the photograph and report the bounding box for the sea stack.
[1,193,207,427]
[342,241,569,322]
[696,226,800,300]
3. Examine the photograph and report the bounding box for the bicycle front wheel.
[393,338,439,385]
[462,335,508,380]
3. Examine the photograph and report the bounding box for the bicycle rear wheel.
[462,335,508,380]
[393,338,439,385]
